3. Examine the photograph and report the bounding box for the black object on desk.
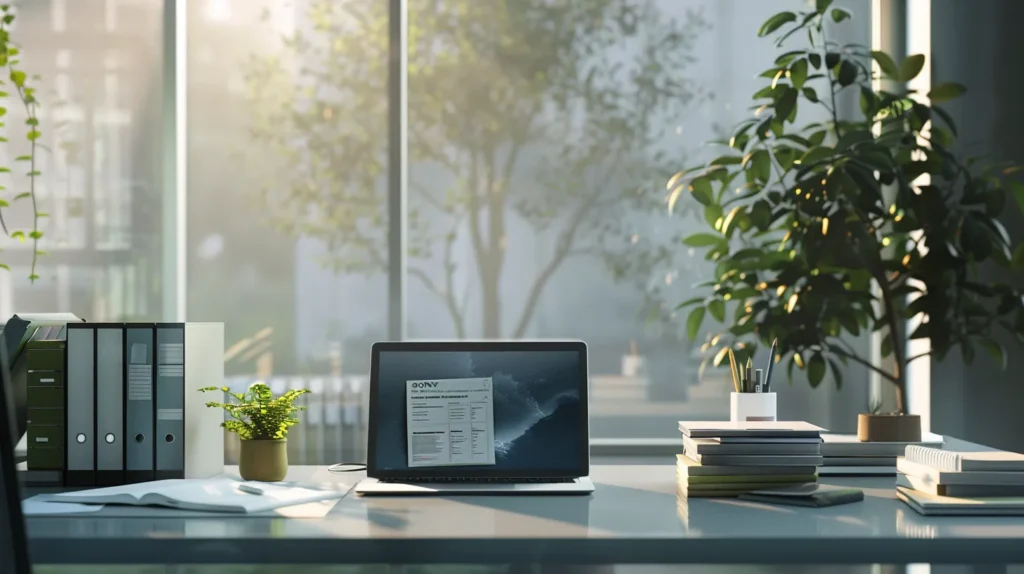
[738,483,864,508]
[1,334,32,574]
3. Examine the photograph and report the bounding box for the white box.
[730,392,777,422]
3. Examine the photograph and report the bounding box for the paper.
[406,377,495,467]
[22,495,105,515]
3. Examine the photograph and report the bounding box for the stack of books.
[897,446,1024,515]
[677,421,824,498]
[819,432,944,476]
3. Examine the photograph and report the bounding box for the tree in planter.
[0,4,45,282]
[674,0,1024,417]
[244,0,710,339]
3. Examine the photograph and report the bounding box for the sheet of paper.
[22,495,105,515]
[406,377,495,467]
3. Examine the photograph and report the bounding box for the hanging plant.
[0,3,44,282]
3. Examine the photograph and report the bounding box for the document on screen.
[406,377,496,467]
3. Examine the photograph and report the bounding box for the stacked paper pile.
[819,432,944,476]
[897,446,1024,516]
[676,421,824,498]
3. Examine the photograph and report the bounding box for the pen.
[764,337,777,393]
[745,358,753,393]
[755,368,763,393]
[238,484,264,495]
[728,348,740,393]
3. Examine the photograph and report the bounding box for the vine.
[0,3,44,282]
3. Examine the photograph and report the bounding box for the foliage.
[244,0,710,338]
[675,0,1024,413]
[0,3,44,282]
[200,383,310,440]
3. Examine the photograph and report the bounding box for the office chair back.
[0,334,31,574]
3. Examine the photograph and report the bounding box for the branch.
[906,350,931,365]
[826,341,897,383]
[408,264,466,339]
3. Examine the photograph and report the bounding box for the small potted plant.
[200,382,310,481]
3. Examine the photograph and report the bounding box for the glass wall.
[0,0,165,321]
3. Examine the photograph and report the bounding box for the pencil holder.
[730,392,777,422]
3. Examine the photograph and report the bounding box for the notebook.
[683,436,821,456]
[820,433,943,457]
[678,421,824,438]
[676,455,818,477]
[905,446,1024,472]
[738,483,863,507]
[897,473,1024,498]
[44,477,349,514]
[897,486,1024,516]
[897,458,1024,486]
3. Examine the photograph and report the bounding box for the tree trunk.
[481,259,501,338]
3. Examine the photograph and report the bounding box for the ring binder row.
[24,322,224,487]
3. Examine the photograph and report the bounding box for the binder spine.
[25,339,66,483]
[155,324,185,480]
[124,326,155,483]
[95,325,125,486]
[65,324,95,486]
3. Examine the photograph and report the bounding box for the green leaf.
[690,177,713,206]
[13,192,28,200]
[802,87,819,102]
[977,337,1007,370]
[807,353,826,388]
[684,233,725,248]
[708,299,726,322]
[825,52,840,69]
[871,51,899,78]
[837,60,858,86]
[831,7,851,22]
[776,87,798,123]
[686,307,706,341]
[758,12,797,37]
[11,230,23,242]
[790,59,808,90]
[751,150,772,183]
[932,105,958,136]
[1010,181,1024,217]
[808,53,822,69]
[899,54,926,82]
[9,69,24,86]
[0,263,8,271]
[816,0,834,12]
[675,297,705,311]
[927,82,967,103]
[828,358,844,389]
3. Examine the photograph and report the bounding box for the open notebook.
[45,477,349,514]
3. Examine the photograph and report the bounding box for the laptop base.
[355,476,595,495]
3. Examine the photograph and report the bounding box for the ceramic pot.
[857,413,921,442]
[239,438,288,481]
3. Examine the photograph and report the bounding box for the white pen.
[238,483,264,495]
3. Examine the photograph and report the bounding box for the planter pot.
[857,413,921,442]
[239,438,288,482]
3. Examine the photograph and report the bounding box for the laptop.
[0,334,32,573]
[355,340,595,494]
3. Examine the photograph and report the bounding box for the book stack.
[819,432,944,476]
[677,421,824,498]
[897,446,1024,516]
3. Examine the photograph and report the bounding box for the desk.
[24,439,1024,566]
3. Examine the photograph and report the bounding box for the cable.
[327,462,367,473]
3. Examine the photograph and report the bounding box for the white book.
[905,445,1024,472]
[819,466,896,476]
[897,473,1024,498]
[897,458,1024,486]
[678,421,824,438]
[820,433,943,457]
[897,486,1024,516]
[46,477,349,514]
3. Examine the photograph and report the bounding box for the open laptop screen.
[368,341,588,478]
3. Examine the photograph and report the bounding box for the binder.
[94,325,124,486]
[65,323,95,486]
[155,324,185,480]
[124,327,155,483]
[25,338,66,483]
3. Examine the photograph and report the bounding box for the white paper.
[22,495,105,515]
[406,377,495,467]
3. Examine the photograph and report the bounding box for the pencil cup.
[730,392,777,422]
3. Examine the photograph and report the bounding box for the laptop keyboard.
[380,477,576,484]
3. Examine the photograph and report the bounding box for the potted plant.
[200,382,310,481]
[673,1,1024,441]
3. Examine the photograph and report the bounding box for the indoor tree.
[674,0,1024,415]
[244,0,710,339]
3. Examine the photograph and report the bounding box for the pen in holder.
[730,392,777,422]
